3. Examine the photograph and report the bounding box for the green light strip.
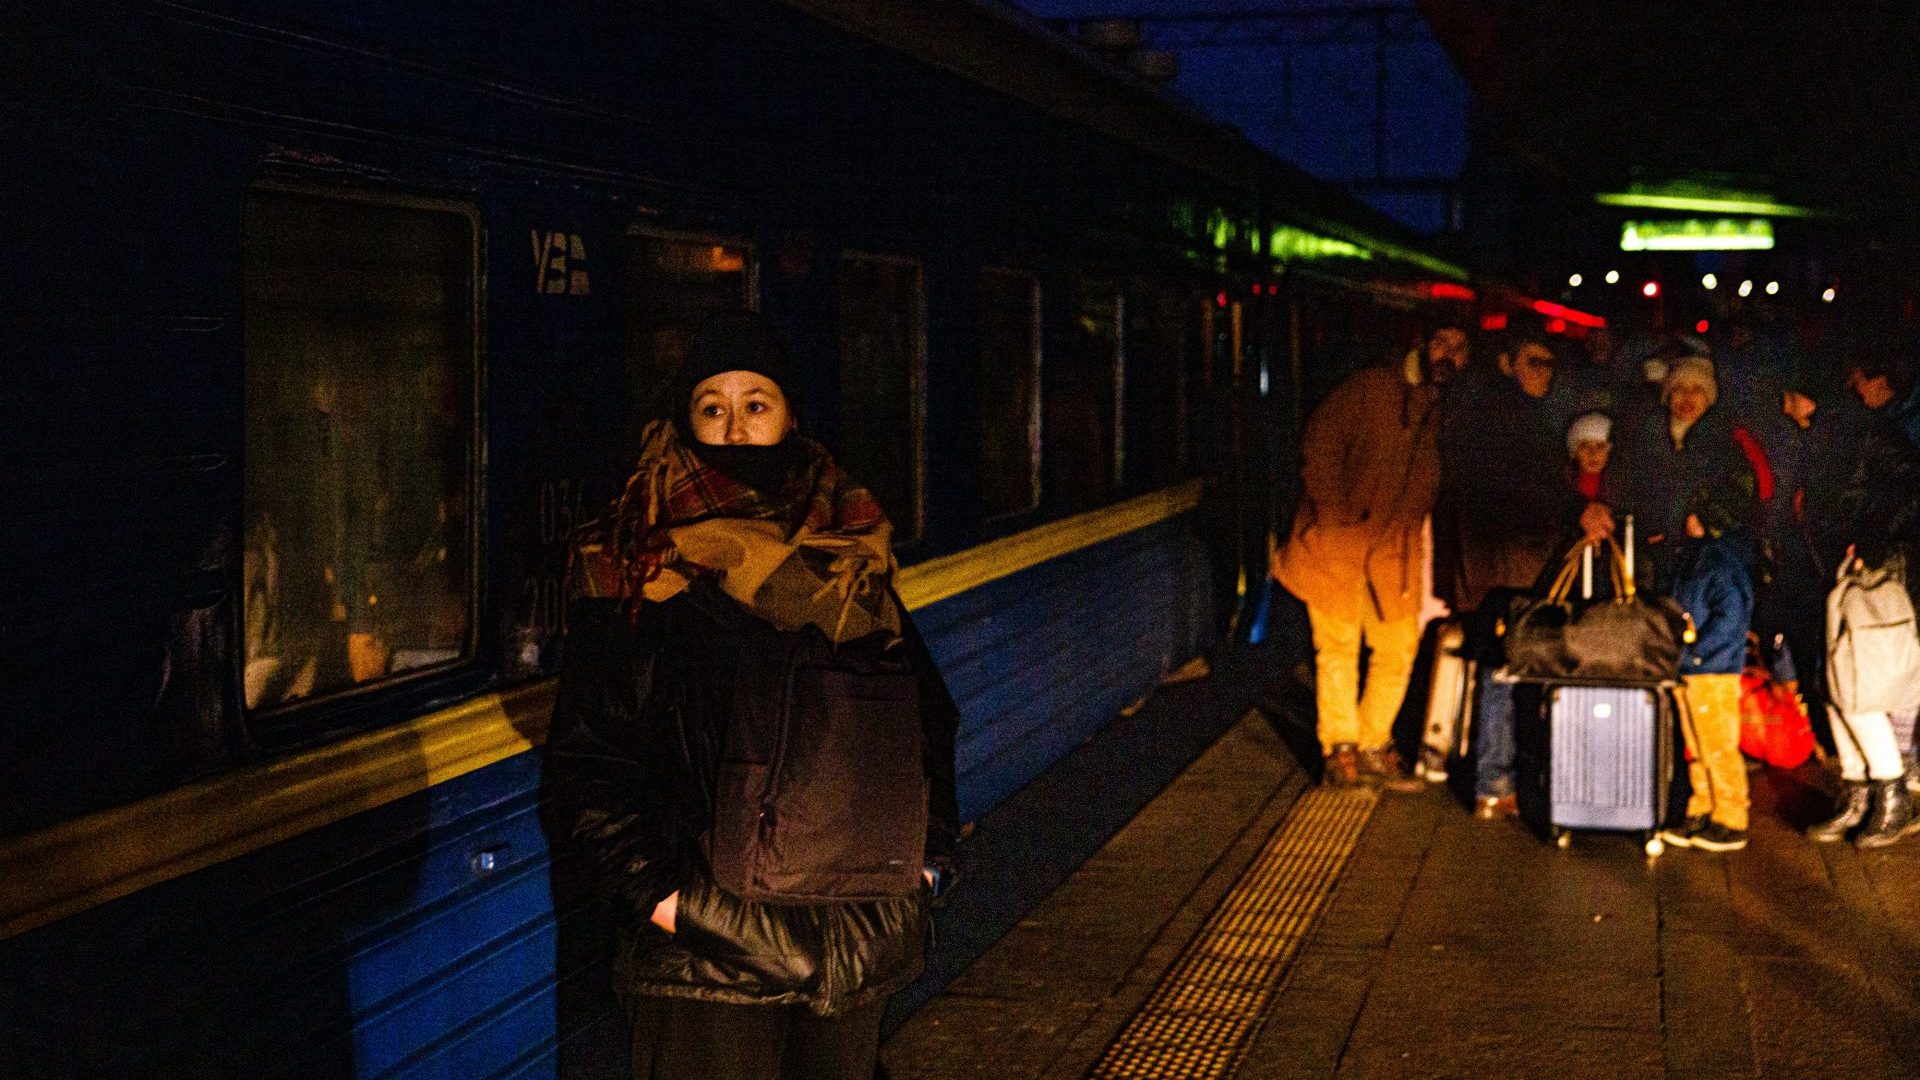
[1596,192,1814,219]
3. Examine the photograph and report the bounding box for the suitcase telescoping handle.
[1623,515,1635,598]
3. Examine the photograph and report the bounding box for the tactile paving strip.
[1086,785,1378,1079]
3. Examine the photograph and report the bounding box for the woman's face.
[1668,381,1712,426]
[688,370,792,446]
[1573,439,1611,476]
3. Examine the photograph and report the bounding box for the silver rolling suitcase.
[1544,682,1673,856]
[1418,620,1476,781]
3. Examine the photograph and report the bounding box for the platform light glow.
[1642,281,1660,298]
[1739,280,1754,297]
[1605,270,1620,284]
[1823,287,1837,303]
[1568,273,1583,287]
[1765,281,1780,295]
[1703,273,1718,290]
[1619,218,1774,251]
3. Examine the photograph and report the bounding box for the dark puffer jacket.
[546,584,960,1017]
[1669,532,1758,676]
[1608,404,1757,586]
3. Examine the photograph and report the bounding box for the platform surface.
[884,643,1920,1080]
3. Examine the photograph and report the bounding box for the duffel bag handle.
[1545,537,1632,605]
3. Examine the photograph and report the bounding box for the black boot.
[1807,782,1870,842]
[1854,780,1920,850]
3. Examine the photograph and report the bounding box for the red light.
[1642,281,1660,298]
[1529,299,1606,329]
[1216,291,1228,308]
[1480,312,1509,331]
[1252,284,1261,296]
[1696,319,1710,334]
[1266,284,1280,296]
[1547,318,1568,334]
[1429,282,1477,301]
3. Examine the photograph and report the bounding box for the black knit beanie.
[670,309,800,430]
[669,309,807,495]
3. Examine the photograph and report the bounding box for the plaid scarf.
[575,421,901,644]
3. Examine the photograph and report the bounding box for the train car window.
[835,254,926,541]
[1128,280,1189,487]
[978,269,1041,519]
[1045,279,1123,507]
[241,190,476,713]
[621,232,755,447]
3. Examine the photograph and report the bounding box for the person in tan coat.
[1272,347,1445,787]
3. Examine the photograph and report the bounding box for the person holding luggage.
[1658,484,1760,852]
[546,310,959,1080]
[1816,345,1920,837]
[1435,328,1587,818]
[1567,411,1617,505]
[1807,544,1920,847]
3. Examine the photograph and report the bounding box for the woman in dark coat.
[546,311,959,1079]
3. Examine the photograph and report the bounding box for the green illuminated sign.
[1619,218,1775,252]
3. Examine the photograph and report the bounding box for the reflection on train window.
[1128,279,1189,487]
[241,190,476,712]
[621,232,754,446]
[979,269,1042,519]
[836,254,925,541]
[1046,279,1122,507]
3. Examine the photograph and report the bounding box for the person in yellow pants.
[1272,333,1453,790]
[1660,495,1757,852]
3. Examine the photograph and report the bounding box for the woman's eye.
[746,401,766,414]
[701,405,723,417]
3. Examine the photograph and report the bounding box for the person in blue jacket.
[1659,483,1759,853]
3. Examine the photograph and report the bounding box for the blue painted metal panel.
[914,518,1215,823]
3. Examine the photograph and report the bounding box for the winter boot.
[1806,782,1870,842]
[1323,744,1362,787]
[1854,780,1920,850]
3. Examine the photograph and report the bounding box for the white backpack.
[1827,555,1920,715]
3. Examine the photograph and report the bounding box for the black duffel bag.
[1501,539,1693,683]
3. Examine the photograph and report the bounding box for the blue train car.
[1,2,1471,1075]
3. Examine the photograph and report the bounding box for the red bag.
[1739,667,1815,768]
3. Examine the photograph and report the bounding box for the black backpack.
[689,590,929,903]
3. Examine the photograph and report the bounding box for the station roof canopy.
[1418,1,1920,231]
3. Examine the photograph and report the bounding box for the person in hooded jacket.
[1272,334,1447,790]
[1657,484,1760,852]
[546,310,959,1080]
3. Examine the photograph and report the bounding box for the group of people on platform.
[1273,315,1920,852]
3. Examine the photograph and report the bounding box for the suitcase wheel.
[1553,828,1572,849]
[1644,834,1665,858]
